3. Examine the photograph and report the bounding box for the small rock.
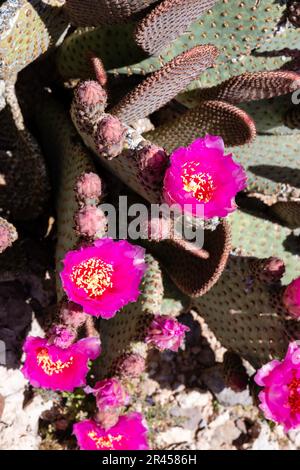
[251,423,279,450]
[0,366,53,450]
[153,388,174,406]
[170,406,204,431]
[141,378,158,397]
[216,387,252,407]
[209,420,241,448]
[157,427,194,447]
[0,393,4,419]
[176,390,211,409]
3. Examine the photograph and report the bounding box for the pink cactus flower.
[283,277,300,318]
[73,412,149,450]
[22,336,101,391]
[163,135,247,219]
[85,378,129,412]
[60,238,146,319]
[146,315,190,352]
[255,342,300,431]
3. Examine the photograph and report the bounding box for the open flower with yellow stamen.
[255,342,300,432]
[60,238,146,318]
[73,412,149,450]
[163,135,247,219]
[21,336,101,391]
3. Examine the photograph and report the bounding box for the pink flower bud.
[76,172,102,201]
[259,257,285,283]
[94,410,120,431]
[138,144,168,188]
[75,205,107,238]
[283,277,300,318]
[75,80,107,109]
[117,354,146,378]
[60,301,87,328]
[48,325,76,349]
[146,315,190,352]
[95,115,126,159]
[85,378,129,412]
[140,216,171,241]
[0,217,18,253]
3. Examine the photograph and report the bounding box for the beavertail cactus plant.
[4,0,300,449]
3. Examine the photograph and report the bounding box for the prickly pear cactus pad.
[56,0,300,86]
[96,254,163,379]
[226,134,300,199]
[192,254,289,368]
[35,94,98,295]
[0,106,49,220]
[0,0,68,80]
[230,210,300,284]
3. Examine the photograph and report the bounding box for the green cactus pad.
[96,253,163,378]
[270,201,300,230]
[193,254,289,368]
[226,134,300,198]
[229,209,300,284]
[0,106,49,220]
[0,0,68,80]
[143,219,232,298]
[56,24,147,80]
[35,95,96,296]
[238,96,300,136]
[145,99,256,151]
[57,1,298,87]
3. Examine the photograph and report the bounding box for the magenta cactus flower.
[146,315,190,352]
[163,135,247,219]
[73,412,149,450]
[283,278,300,318]
[255,342,300,431]
[22,336,101,391]
[60,238,146,319]
[85,378,129,412]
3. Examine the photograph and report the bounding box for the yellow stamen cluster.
[71,257,114,298]
[87,431,123,449]
[288,376,300,414]
[181,162,216,203]
[36,348,74,376]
